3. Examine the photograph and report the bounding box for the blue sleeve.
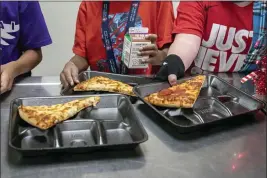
[18,1,52,50]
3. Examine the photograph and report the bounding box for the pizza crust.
[18,107,40,128]
[18,96,100,130]
[145,96,193,108]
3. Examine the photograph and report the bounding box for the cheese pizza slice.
[18,96,100,130]
[74,76,135,96]
[144,75,206,108]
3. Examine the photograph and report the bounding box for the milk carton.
[122,27,151,69]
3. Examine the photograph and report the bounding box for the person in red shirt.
[151,1,266,86]
[60,1,174,88]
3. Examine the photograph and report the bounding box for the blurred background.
[33,1,180,76]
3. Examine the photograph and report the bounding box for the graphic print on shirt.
[0,21,20,46]
[194,23,253,72]
[97,13,142,72]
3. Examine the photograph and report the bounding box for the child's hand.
[60,61,80,89]
[138,34,166,65]
[0,62,17,94]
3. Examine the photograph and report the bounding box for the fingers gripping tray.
[133,74,265,133]
[8,95,148,156]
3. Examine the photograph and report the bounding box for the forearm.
[168,34,201,71]
[12,49,42,77]
[70,55,89,73]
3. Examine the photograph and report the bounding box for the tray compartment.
[193,98,232,122]
[216,95,250,115]
[222,101,250,115]
[162,108,204,126]
[55,120,99,147]
[224,90,262,111]
[100,121,133,145]
[12,128,54,149]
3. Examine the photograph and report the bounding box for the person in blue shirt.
[0,1,52,94]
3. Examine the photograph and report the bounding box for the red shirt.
[73,1,174,75]
[173,2,253,72]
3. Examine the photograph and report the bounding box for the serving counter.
[0,74,266,178]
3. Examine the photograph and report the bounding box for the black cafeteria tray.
[60,71,154,103]
[9,94,148,156]
[133,74,265,133]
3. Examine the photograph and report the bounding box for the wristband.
[155,54,185,81]
[165,54,185,77]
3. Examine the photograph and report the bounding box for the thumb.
[168,74,177,86]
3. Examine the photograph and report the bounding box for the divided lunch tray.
[9,94,148,156]
[133,74,265,133]
[61,71,154,100]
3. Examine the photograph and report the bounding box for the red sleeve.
[173,2,206,38]
[156,1,175,48]
[72,2,87,58]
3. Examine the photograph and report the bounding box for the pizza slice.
[18,96,100,130]
[73,76,135,96]
[144,75,206,108]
